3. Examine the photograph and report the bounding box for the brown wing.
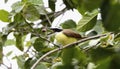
[62,29,82,39]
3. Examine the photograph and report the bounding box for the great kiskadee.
[50,28,82,45]
[50,28,82,68]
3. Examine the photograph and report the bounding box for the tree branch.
[31,33,113,69]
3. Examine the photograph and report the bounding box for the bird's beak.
[49,28,63,32]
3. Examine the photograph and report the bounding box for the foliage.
[0,10,10,22]
[0,0,120,69]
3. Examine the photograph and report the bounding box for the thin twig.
[1,63,11,69]
[54,13,64,27]
[37,8,67,25]
[35,33,60,47]
[24,46,32,53]
[115,32,120,38]
[44,11,52,25]
[83,42,101,52]
[31,33,113,69]
[24,16,60,47]
[2,55,12,69]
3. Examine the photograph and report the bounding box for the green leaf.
[22,0,27,2]
[22,4,40,21]
[33,38,46,52]
[0,10,10,22]
[101,1,120,32]
[24,58,32,69]
[77,9,98,32]
[27,0,43,6]
[51,62,63,69]
[49,0,56,11]
[100,0,110,22]
[60,19,77,29]
[15,55,25,69]
[62,47,75,65]
[25,41,32,47]
[63,0,75,9]
[74,47,87,66]
[96,54,120,69]
[6,51,13,56]
[110,54,120,69]
[96,57,112,69]
[5,39,15,46]
[86,30,98,37]
[0,46,2,64]
[78,41,89,49]
[93,20,104,34]
[0,33,7,47]
[14,32,24,51]
[83,0,103,11]
[71,0,80,7]
[35,62,48,69]
[0,33,3,63]
[35,6,46,15]
[11,1,25,13]
[89,47,115,63]
[50,34,55,42]
[14,13,24,23]
[77,0,103,14]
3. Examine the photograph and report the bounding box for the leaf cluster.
[0,0,120,69]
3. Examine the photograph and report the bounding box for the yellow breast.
[55,32,77,46]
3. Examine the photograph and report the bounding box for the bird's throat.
[55,32,77,45]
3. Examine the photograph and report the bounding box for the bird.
[50,28,84,68]
[50,28,82,46]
